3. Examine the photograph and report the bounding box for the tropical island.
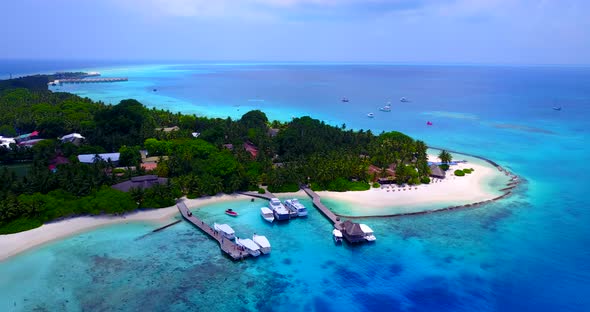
[0,74,516,257]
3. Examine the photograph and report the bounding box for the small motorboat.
[342,97,349,102]
[553,107,562,111]
[367,113,375,118]
[252,234,271,254]
[214,223,235,240]
[236,238,261,257]
[400,97,409,102]
[225,209,239,217]
[360,224,376,242]
[379,105,391,112]
[333,228,343,244]
[260,207,275,223]
[427,121,433,126]
[284,199,308,217]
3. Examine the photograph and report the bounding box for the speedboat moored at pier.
[260,207,275,223]
[333,229,343,244]
[269,198,290,221]
[236,238,261,257]
[284,199,308,217]
[214,223,236,240]
[252,234,271,254]
[360,224,376,242]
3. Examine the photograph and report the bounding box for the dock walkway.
[237,191,275,200]
[301,187,342,230]
[52,77,128,84]
[177,201,249,261]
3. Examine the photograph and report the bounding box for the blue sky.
[1,0,589,64]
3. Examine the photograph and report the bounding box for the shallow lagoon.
[1,196,528,311]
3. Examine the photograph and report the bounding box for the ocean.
[0,61,589,311]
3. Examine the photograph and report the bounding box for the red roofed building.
[243,141,258,158]
[141,162,158,171]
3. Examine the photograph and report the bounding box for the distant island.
[0,74,515,236]
[0,71,98,92]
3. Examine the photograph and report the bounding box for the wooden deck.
[57,77,128,83]
[177,201,250,261]
[301,187,343,230]
[237,191,275,200]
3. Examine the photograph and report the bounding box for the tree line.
[0,85,432,233]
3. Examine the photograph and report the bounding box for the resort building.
[155,126,180,132]
[0,136,16,148]
[59,133,85,145]
[243,141,258,158]
[429,164,446,179]
[223,144,234,150]
[111,175,168,192]
[268,128,280,137]
[368,163,397,183]
[18,139,45,147]
[14,131,39,143]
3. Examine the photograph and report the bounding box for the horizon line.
[1,58,590,68]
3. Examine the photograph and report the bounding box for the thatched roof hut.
[429,164,446,179]
[341,220,366,243]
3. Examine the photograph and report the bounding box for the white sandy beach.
[317,153,511,216]
[0,194,249,261]
[0,153,512,261]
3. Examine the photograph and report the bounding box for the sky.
[0,0,589,65]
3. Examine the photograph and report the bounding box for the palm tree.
[438,150,452,164]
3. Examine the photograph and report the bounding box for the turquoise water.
[1,62,590,311]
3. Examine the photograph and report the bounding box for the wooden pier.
[51,77,128,84]
[237,191,275,200]
[301,186,343,230]
[176,201,250,261]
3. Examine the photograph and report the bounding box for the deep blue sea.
[1,61,589,311]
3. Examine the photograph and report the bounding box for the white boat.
[367,113,375,118]
[332,229,343,244]
[252,234,271,254]
[284,199,308,217]
[269,198,290,221]
[260,207,275,223]
[359,224,376,242]
[236,238,261,257]
[214,223,235,240]
[400,97,409,102]
[379,105,391,112]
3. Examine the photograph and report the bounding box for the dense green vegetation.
[0,82,431,233]
[454,170,466,176]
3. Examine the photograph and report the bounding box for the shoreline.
[0,151,519,261]
[312,150,518,217]
[0,194,249,262]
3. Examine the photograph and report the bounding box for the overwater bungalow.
[341,220,366,243]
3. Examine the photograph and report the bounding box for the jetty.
[176,201,250,260]
[301,186,342,230]
[49,77,128,85]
